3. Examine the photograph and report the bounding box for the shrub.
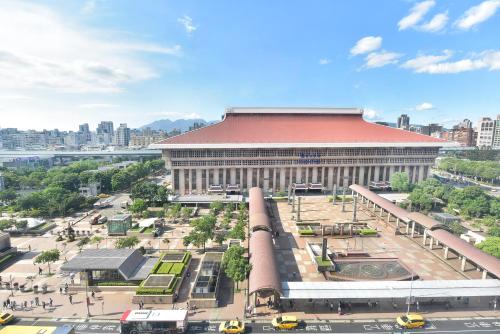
[169,263,185,276]
[95,281,137,286]
[298,228,315,236]
[156,262,173,274]
[360,228,378,236]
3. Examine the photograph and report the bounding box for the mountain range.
[140,118,215,132]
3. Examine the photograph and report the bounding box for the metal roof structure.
[169,194,243,204]
[281,280,500,300]
[151,108,447,149]
[60,249,157,281]
[407,212,445,230]
[120,309,188,322]
[428,229,500,278]
[249,230,281,296]
[349,184,410,223]
[249,187,272,232]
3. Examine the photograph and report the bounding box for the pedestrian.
[28,245,31,252]
[49,298,53,307]
[38,267,42,275]
[30,300,34,308]
[24,301,28,309]
[35,296,39,306]
[59,287,62,294]
[42,301,46,310]
[12,300,16,310]
[69,295,73,304]
[186,301,189,310]
[6,298,10,306]
[139,302,142,310]
[91,291,95,299]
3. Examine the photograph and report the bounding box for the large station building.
[151,107,448,194]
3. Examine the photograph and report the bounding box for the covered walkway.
[249,187,272,232]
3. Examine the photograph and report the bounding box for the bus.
[0,325,75,334]
[120,309,188,334]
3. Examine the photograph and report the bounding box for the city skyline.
[1,0,500,130]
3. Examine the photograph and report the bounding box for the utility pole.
[352,195,358,222]
[85,271,91,318]
[332,184,337,205]
[341,187,347,212]
[292,189,296,213]
[297,197,301,222]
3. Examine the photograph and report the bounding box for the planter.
[42,283,48,294]
[13,282,19,290]
[33,285,39,294]
[20,284,26,292]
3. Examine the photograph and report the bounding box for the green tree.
[447,222,466,236]
[487,225,500,237]
[228,222,246,241]
[34,249,60,274]
[390,172,411,192]
[115,236,140,249]
[448,186,491,218]
[0,220,14,231]
[210,201,223,215]
[0,189,18,204]
[129,199,147,214]
[90,236,104,248]
[181,207,193,222]
[221,245,251,289]
[476,237,500,258]
[183,215,216,252]
[408,188,433,212]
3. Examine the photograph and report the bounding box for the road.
[14,317,500,334]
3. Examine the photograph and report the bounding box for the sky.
[0,0,499,131]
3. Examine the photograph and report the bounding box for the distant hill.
[140,119,215,132]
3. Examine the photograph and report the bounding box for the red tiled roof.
[153,112,446,147]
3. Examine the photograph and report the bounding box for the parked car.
[219,320,245,334]
[0,312,14,325]
[396,313,425,329]
[272,315,300,330]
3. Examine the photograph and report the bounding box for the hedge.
[136,277,179,295]
[360,228,378,236]
[95,281,137,286]
[315,256,333,267]
[169,263,185,276]
[156,262,173,274]
[298,228,315,236]
[0,254,15,266]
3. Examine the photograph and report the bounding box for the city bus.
[0,325,75,334]
[120,309,188,334]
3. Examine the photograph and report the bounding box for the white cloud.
[415,102,434,111]
[401,49,500,74]
[319,58,331,65]
[82,0,97,15]
[350,36,382,55]
[363,108,381,120]
[178,15,197,34]
[149,111,202,120]
[363,51,402,69]
[398,0,435,30]
[0,2,180,93]
[455,0,500,30]
[78,103,119,109]
[420,12,449,32]
[0,94,33,100]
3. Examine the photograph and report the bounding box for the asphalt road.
[14,317,500,334]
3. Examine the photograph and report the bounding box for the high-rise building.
[477,117,495,148]
[397,114,410,130]
[452,127,475,147]
[457,119,472,129]
[78,123,91,143]
[492,115,500,149]
[97,121,114,135]
[115,123,131,147]
[421,123,443,136]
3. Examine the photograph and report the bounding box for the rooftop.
[151,108,448,149]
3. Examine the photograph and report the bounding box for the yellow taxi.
[0,312,14,325]
[272,315,299,330]
[396,313,425,329]
[219,320,245,333]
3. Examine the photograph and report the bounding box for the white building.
[476,117,495,148]
[492,115,500,150]
[115,123,131,147]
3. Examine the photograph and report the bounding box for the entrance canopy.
[281,280,500,300]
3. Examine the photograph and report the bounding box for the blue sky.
[0,0,499,130]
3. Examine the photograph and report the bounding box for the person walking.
[91,291,95,299]
[35,296,39,306]
[68,295,73,304]
[30,300,34,308]
[49,298,53,307]
[42,301,46,310]
[59,287,62,294]
[38,267,42,275]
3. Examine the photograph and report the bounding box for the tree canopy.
[390,172,411,192]
[438,157,500,184]
[476,237,500,259]
[34,249,60,274]
[115,236,140,249]
[221,245,251,289]
[183,215,217,252]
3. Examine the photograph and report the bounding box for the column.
[461,257,467,271]
[386,213,391,223]
[411,221,415,237]
[263,168,270,190]
[214,168,220,184]
[171,168,176,192]
[179,169,185,195]
[321,167,326,186]
[272,168,277,192]
[336,167,341,186]
[373,166,380,182]
[247,168,253,189]
[222,168,227,186]
[240,168,244,187]
[359,166,365,186]
[380,166,386,181]
[196,169,202,193]
[482,270,488,279]
[367,166,372,184]
[312,167,318,183]
[343,166,349,186]
[327,167,334,190]
[444,246,449,259]
[280,168,286,190]
[188,169,193,193]
[206,169,210,192]
[230,168,236,184]
[418,165,425,182]
[256,168,260,187]
[296,167,302,183]
[396,218,400,229]
[389,166,395,182]
[423,231,427,246]
[429,237,434,250]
